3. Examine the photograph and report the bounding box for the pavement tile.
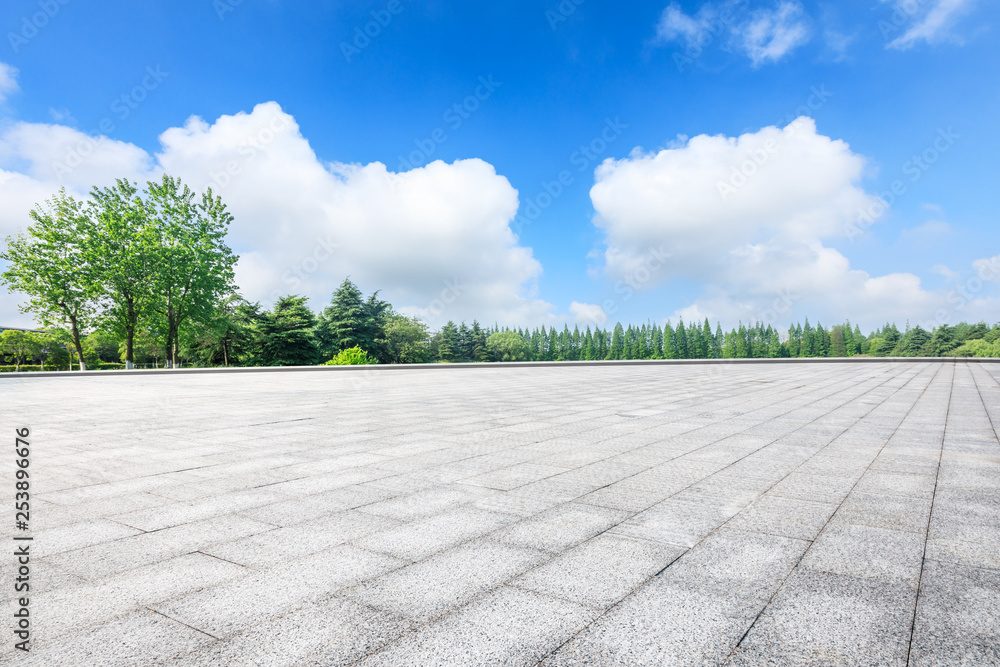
[357,586,598,667]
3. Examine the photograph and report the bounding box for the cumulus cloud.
[885,0,976,50]
[0,62,17,104]
[654,1,811,67]
[569,301,608,325]
[588,118,996,329]
[0,102,555,328]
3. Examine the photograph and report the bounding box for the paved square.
[2,360,998,665]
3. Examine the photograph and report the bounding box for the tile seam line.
[905,361,956,666]
[717,360,948,665]
[532,363,936,666]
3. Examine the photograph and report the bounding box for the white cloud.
[655,3,717,46]
[569,301,608,325]
[886,0,976,50]
[0,62,17,105]
[0,102,556,328]
[739,2,811,66]
[653,1,811,67]
[588,118,996,329]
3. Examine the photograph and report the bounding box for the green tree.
[830,325,848,357]
[437,321,460,361]
[257,296,320,366]
[316,278,390,360]
[486,330,529,361]
[325,345,377,365]
[89,179,159,369]
[470,320,488,362]
[0,330,37,371]
[145,176,238,368]
[0,189,100,370]
[610,323,624,360]
[384,314,431,363]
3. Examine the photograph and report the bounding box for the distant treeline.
[8,277,996,370]
[2,178,998,370]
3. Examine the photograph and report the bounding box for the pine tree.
[663,321,677,359]
[610,323,624,359]
[258,295,320,366]
[438,321,459,361]
[675,320,689,359]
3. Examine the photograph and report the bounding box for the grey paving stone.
[610,497,737,548]
[726,494,838,540]
[801,522,926,588]
[201,510,401,568]
[32,519,144,558]
[175,595,416,667]
[344,538,547,621]
[351,506,519,560]
[490,502,630,553]
[727,570,916,666]
[2,361,992,665]
[909,560,1000,666]
[357,586,598,666]
[29,552,248,640]
[42,514,274,579]
[15,609,215,666]
[830,491,933,533]
[512,532,685,608]
[544,529,808,666]
[151,545,405,638]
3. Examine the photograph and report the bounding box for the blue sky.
[1,0,997,331]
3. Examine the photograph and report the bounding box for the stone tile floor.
[1,360,998,665]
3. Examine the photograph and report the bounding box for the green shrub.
[324,345,377,365]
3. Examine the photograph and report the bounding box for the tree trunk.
[222,338,228,367]
[69,315,87,371]
[125,325,135,370]
[169,305,179,368]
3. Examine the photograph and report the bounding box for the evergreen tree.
[437,321,459,361]
[675,320,689,359]
[610,323,625,359]
[258,296,320,366]
[470,320,488,361]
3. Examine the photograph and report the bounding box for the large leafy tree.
[486,330,528,361]
[145,176,238,367]
[88,179,159,369]
[257,295,320,366]
[384,313,431,363]
[0,189,100,370]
